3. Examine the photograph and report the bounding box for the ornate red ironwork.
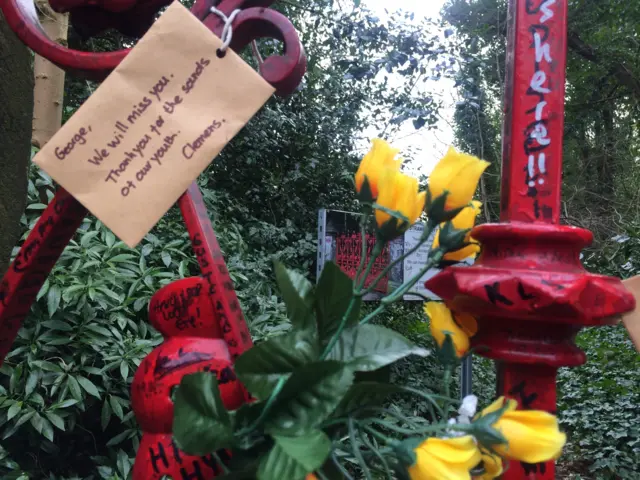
[335,233,389,293]
[0,1,305,477]
[426,1,635,478]
[1,0,307,93]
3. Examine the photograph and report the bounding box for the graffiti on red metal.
[523,0,558,221]
[136,433,231,479]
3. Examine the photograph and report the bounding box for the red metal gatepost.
[0,1,306,478]
[426,1,635,479]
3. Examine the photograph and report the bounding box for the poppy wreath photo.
[171,139,566,480]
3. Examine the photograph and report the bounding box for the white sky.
[358,0,455,177]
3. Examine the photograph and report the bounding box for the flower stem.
[354,213,370,283]
[359,304,385,325]
[320,296,357,359]
[443,365,453,416]
[349,418,373,480]
[238,376,287,434]
[355,242,383,294]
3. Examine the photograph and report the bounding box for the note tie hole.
[216,48,226,59]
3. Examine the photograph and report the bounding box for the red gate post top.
[0,0,306,94]
[426,1,635,478]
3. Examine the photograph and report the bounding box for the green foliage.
[3,0,468,477]
[558,326,640,480]
[173,261,434,480]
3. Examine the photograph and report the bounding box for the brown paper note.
[33,1,275,247]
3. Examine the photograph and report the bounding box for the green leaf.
[30,412,44,433]
[53,399,78,409]
[41,417,54,442]
[101,399,112,430]
[333,381,404,417]
[45,412,65,431]
[77,376,100,398]
[47,285,62,318]
[110,395,124,420]
[41,320,72,332]
[315,262,360,344]
[120,361,129,381]
[173,372,233,455]
[25,371,38,397]
[107,429,134,446]
[258,430,331,480]
[266,361,353,434]
[235,329,319,400]
[326,324,429,372]
[274,261,315,329]
[66,376,82,401]
[161,251,172,267]
[7,403,22,421]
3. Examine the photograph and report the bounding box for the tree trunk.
[32,1,68,147]
[0,11,34,276]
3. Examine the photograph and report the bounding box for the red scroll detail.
[335,233,389,293]
[131,277,245,480]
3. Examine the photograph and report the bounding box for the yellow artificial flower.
[433,201,483,261]
[374,169,426,238]
[408,436,482,480]
[475,397,566,463]
[355,138,403,200]
[428,147,489,211]
[473,450,503,480]
[424,302,477,358]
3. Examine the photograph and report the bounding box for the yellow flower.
[475,397,566,463]
[408,436,482,480]
[433,201,483,261]
[374,169,426,238]
[355,138,403,200]
[424,302,477,358]
[473,450,503,480]
[428,147,489,211]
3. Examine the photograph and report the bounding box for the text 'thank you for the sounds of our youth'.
[32,1,275,247]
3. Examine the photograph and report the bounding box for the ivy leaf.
[274,261,315,329]
[266,361,353,435]
[326,324,429,372]
[235,329,319,400]
[258,430,331,480]
[315,262,360,344]
[173,372,233,455]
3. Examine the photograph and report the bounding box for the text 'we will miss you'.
[54,58,224,198]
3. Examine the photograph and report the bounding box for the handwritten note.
[33,2,275,247]
[402,223,441,301]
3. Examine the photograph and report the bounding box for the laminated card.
[33,1,275,247]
